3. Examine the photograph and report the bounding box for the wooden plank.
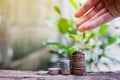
[0,70,119,80]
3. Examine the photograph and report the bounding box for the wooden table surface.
[0,70,120,80]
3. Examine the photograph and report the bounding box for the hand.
[75,0,120,32]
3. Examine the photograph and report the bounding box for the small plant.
[44,0,120,71]
[44,0,79,60]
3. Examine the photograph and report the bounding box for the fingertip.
[78,25,86,32]
[76,18,88,28]
[74,12,79,18]
[78,23,93,32]
[76,22,80,28]
[78,28,85,32]
[80,23,97,32]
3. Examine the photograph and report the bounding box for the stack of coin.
[71,51,86,75]
[59,59,71,75]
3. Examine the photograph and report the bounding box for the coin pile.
[71,51,86,75]
[59,59,71,75]
[47,51,86,76]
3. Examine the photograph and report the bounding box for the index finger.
[74,0,101,18]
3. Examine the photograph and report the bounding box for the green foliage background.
[44,0,120,71]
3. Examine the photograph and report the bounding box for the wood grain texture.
[0,70,120,80]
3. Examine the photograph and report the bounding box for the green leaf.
[45,42,67,49]
[68,47,76,53]
[44,42,73,53]
[108,37,116,45]
[87,45,94,49]
[45,42,76,54]
[68,0,79,10]
[99,24,109,36]
[68,20,77,34]
[87,32,95,39]
[70,34,82,41]
[58,18,69,34]
[54,6,61,15]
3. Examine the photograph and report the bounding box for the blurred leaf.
[68,0,79,10]
[88,33,95,39]
[49,50,65,57]
[102,62,111,69]
[68,47,76,53]
[44,42,74,53]
[87,45,94,49]
[54,6,61,15]
[99,24,109,36]
[68,20,77,34]
[70,34,82,41]
[107,37,116,45]
[87,58,93,64]
[98,53,105,60]
[49,50,60,54]
[99,44,105,49]
[106,56,120,64]
[58,18,69,34]
[45,42,67,49]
